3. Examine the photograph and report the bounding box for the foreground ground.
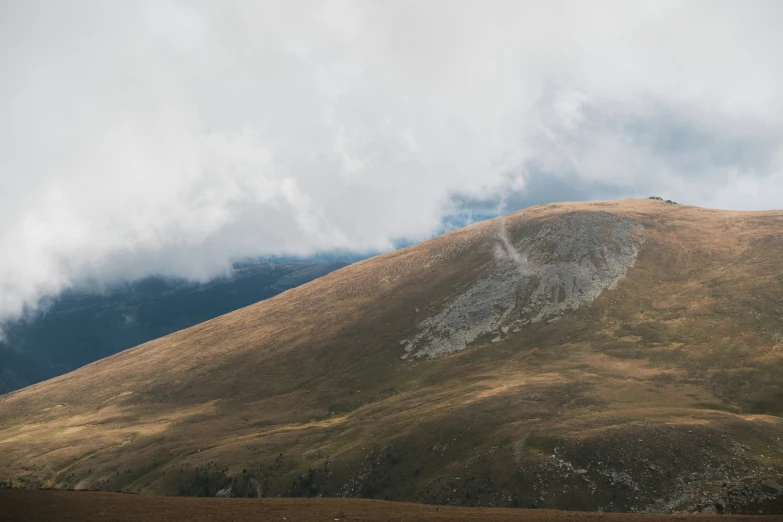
[1,490,780,522]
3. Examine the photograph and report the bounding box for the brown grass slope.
[1,199,782,515]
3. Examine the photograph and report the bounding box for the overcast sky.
[1,0,783,323]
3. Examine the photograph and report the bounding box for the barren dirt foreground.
[1,490,781,522]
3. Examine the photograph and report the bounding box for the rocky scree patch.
[401,212,645,359]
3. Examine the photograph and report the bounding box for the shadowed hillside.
[0,261,346,393]
[1,199,782,515]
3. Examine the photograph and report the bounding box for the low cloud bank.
[1,1,782,320]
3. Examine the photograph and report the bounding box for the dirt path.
[1,490,781,522]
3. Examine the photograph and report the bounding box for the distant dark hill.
[0,260,346,394]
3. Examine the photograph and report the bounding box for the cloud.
[1,0,783,321]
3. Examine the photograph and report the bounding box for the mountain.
[0,261,346,394]
[1,199,782,515]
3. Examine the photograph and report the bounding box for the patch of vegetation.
[647,372,676,386]
[711,357,783,416]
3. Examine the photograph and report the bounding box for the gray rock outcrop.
[402,211,645,359]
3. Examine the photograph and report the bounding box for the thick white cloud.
[1,0,783,320]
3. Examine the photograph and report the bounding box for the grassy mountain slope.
[1,199,782,514]
[0,261,346,393]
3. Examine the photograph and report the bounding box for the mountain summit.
[1,199,782,514]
